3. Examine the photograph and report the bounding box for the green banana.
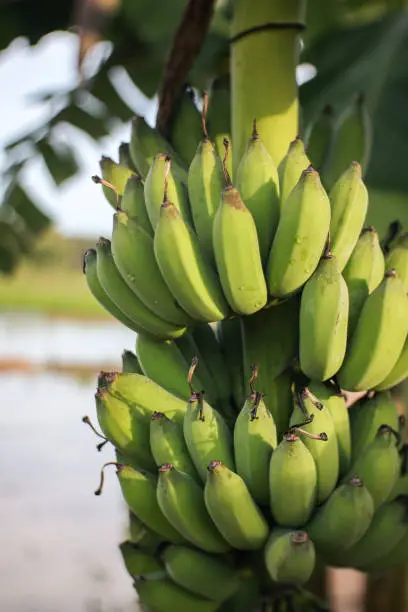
[376,335,408,390]
[337,270,408,391]
[349,391,399,462]
[308,381,351,476]
[242,291,299,385]
[183,384,235,483]
[267,167,331,298]
[157,463,230,553]
[234,370,277,506]
[264,529,315,585]
[111,211,192,326]
[364,518,408,572]
[118,141,136,171]
[344,425,400,509]
[213,150,268,315]
[128,512,164,551]
[154,197,229,322]
[95,387,155,471]
[306,476,374,555]
[100,371,187,424]
[120,174,153,236]
[204,460,269,550]
[342,227,385,337]
[99,156,134,208]
[129,115,187,181]
[96,238,186,340]
[207,77,233,178]
[305,105,335,175]
[187,94,224,264]
[119,541,164,578]
[135,577,219,612]
[289,389,339,504]
[331,498,407,570]
[83,249,140,333]
[135,334,197,400]
[385,232,408,292]
[261,369,294,439]
[150,412,200,483]
[97,463,185,543]
[175,333,220,408]
[161,545,239,602]
[170,87,203,167]
[220,569,261,612]
[328,162,368,271]
[323,93,372,189]
[235,120,280,263]
[215,317,246,411]
[269,431,317,527]
[121,349,142,374]
[144,153,191,229]
[299,251,349,381]
[278,137,310,207]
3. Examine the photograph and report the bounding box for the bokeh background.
[1,1,408,610]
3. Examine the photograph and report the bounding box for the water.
[0,313,140,612]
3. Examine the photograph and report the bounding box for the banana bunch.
[83,86,408,611]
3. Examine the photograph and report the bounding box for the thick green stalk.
[231,0,306,172]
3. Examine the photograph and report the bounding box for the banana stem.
[231,0,306,172]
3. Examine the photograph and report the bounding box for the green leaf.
[5,185,51,235]
[51,103,109,140]
[37,138,79,186]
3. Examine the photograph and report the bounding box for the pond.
[0,313,140,612]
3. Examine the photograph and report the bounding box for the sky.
[0,32,315,239]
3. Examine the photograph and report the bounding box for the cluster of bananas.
[83,90,408,611]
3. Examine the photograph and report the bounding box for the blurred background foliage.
[1,0,408,274]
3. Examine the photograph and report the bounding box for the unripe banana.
[119,541,164,578]
[121,349,142,374]
[111,211,191,326]
[100,371,187,424]
[329,162,368,271]
[187,97,224,264]
[262,369,294,439]
[135,335,199,400]
[129,115,187,181]
[305,105,335,175]
[102,463,185,543]
[136,577,220,612]
[128,512,164,551]
[375,335,408,390]
[156,463,230,553]
[95,387,155,471]
[323,93,372,189]
[170,87,203,167]
[349,391,399,461]
[154,197,229,323]
[183,386,235,483]
[337,270,408,391]
[207,77,233,178]
[144,153,191,229]
[161,545,239,601]
[242,296,299,387]
[204,460,269,550]
[269,431,317,527]
[120,174,153,236]
[220,568,261,612]
[264,529,315,585]
[96,238,186,340]
[299,252,349,381]
[344,425,400,509]
[83,249,140,333]
[213,153,268,315]
[215,317,246,411]
[385,233,408,292]
[175,333,220,408]
[234,371,277,506]
[150,412,200,483]
[306,476,374,555]
[365,518,408,572]
[342,227,385,337]
[118,142,136,171]
[235,121,280,263]
[99,156,133,208]
[278,138,310,208]
[308,381,351,476]
[289,389,339,504]
[267,167,331,298]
